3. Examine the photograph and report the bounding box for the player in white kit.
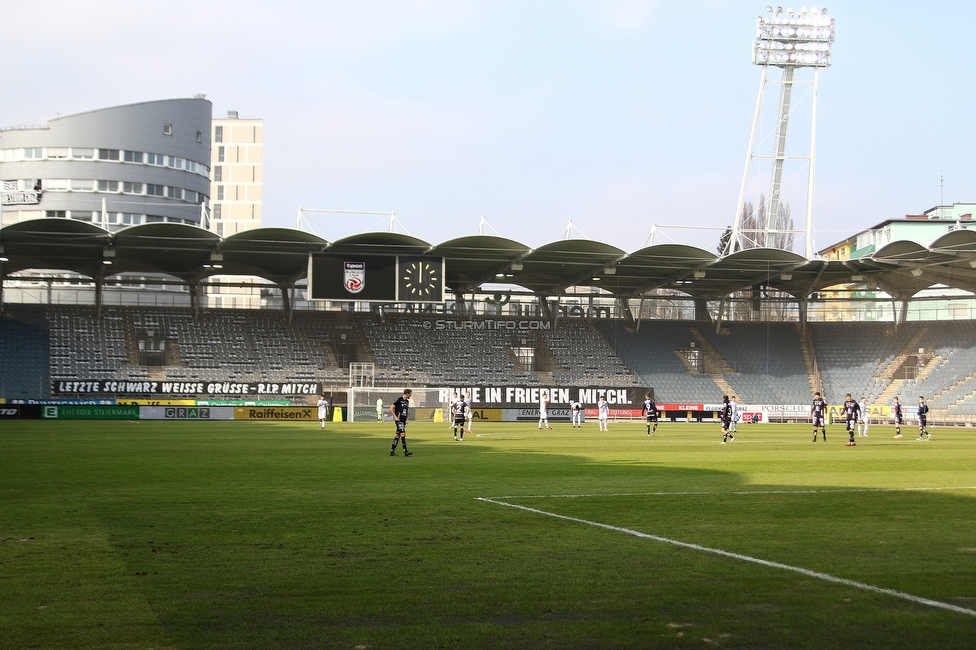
[730,396,740,433]
[538,392,552,430]
[857,397,870,437]
[317,394,329,429]
[598,395,610,431]
[464,391,474,434]
[571,400,583,427]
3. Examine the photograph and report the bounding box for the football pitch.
[2,420,975,649]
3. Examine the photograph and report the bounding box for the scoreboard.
[307,253,445,302]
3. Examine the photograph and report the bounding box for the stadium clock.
[399,258,442,301]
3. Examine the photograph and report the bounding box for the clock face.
[399,259,442,301]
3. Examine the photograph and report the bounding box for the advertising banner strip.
[196,400,292,406]
[42,405,140,420]
[140,406,235,421]
[234,407,318,421]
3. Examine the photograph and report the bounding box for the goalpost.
[347,387,450,423]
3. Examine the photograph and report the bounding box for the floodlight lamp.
[693,269,706,279]
[911,266,924,277]
[592,276,601,281]
[495,272,505,278]
[0,255,8,263]
[603,264,616,275]
[102,259,113,265]
[510,262,523,271]
[210,252,223,262]
[212,264,223,269]
[102,247,116,258]
[780,272,793,280]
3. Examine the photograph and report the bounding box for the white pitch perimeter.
[477,497,976,619]
[489,486,976,500]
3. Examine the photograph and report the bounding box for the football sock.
[896,427,901,435]
[400,437,407,451]
[391,438,399,451]
[653,423,658,432]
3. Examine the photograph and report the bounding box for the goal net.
[347,387,451,423]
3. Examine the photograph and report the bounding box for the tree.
[718,227,733,256]
[738,195,794,251]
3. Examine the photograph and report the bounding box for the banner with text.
[435,386,649,409]
[52,380,321,397]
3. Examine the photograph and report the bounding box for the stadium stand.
[599,321,725,403]
[360,315,642,387]
[808,322,923,405]
[887,321,976,411]
[538,319,643,387]
[16,301,976,413]
[0,307,50,399]
[696,322,812,405]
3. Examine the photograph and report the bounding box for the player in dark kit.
[389,389,413,456]
[720,395,735,444]
[452,396,468,441]
[843,393,860,446]
[642,393,658,436]
[893,396,904,438]
[916,396,931,441]
[811,392,827,442]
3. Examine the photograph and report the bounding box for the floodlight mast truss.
[729,6,834,258]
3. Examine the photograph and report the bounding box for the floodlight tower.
[729,6,835,257]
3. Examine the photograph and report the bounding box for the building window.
[163,123,173,135]
[123,150,144,163]
[47,147,68,159]
[218,146,225,162]
[213,166,222,182]
[71,211,93,222]
[146,184,164,196]
[44,179,69,191]
[146,153,164,166]
[214,125,223,143]
[98,149,120,161]
[121,213,140,225]
[24,147,43,159]
[98,180,119,192]
[45,210,67,218]
[196,130,203,143]
[216,185,224,201]
[166,186,182,199]
[71,148,94,159]
[70,180,94,191]
[146,215,165,223]
[123,182,143,194]
[217,221,224,236]
[213,204,222,220]
[2,180,17,191]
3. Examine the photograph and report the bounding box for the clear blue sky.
[2,1,974,254]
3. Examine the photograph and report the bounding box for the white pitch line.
[490,486,976,500]
[477,497,976,619]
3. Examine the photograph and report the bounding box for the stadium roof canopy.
[3,220,976,300]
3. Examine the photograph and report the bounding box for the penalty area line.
[476,497,976,619]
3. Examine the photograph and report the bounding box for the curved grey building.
[0,98,211,230]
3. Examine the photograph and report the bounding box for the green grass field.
[2,419,975,649]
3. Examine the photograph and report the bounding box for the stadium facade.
[0,98,212,230]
